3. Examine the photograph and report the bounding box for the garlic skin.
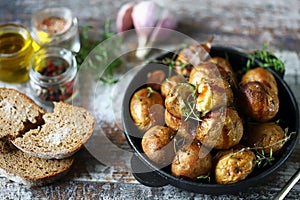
[116,2,135,32]
[131,1,162,59]
[116,1,177,59]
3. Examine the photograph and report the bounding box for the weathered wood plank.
[0,0,299,199]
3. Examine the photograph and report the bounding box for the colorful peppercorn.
[29,47,77,105]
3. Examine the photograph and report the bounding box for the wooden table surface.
[0,0,299,199]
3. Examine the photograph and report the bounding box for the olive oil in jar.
[0,24,34,83]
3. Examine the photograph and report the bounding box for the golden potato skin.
[171,142,212,180]
[161,75,185,97]
[241,68,278,95]
[238,81,279,122]
[165,109,181,131]
[142,126,175,166]
[165,83,195,118]
[238,67,279,122]
[196,107,244,149]
[214,147,256,184]
[130,88,164,131]
[189,61,234,114]
[244,122,285,154]
[209,57,238,91]
[175,44,209,77]
[195,78,234,114]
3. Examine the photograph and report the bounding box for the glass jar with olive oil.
[0,24,34,83]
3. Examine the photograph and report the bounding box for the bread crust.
[12,102,95,159]
[0,88,94,186]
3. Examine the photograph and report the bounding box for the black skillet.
[122,46,299,194]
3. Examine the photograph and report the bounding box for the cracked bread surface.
[0,88,45,139]
[12,102,95,159]
[0,146,74,186]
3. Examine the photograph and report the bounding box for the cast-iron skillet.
[122,46,299,194]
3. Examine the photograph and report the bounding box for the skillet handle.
[130,154,169,187]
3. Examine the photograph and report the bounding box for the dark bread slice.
[0,146,74,187]
[0,88,45,139]
[12,102,95,159]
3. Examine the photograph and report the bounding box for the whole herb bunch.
[76,20,122,84]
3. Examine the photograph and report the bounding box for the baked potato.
[214,146,256,184]
[238,81,279,122]
[209,57,238,91]
[165,83,195,118]
[189,61,234,114]
[165,109,181,131]
[244,122,286,154]
[241,68,278,95]
[175,44,209,77]
[142,125,175,166]
[161,75,185,97]
[171,141,212,180]
[195,78,234,115]
[196,107,244,149]
[130,88,164,131]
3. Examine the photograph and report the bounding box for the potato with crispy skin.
[244,122,285,154]
[175,44,209,77]
[165,109,181,131]
[238,68,279,122]
[165,83,195,118]
[209,57,238,91]
[171,142,212,180]
[130,88,164,131]
[142,125,175,167]
[238,81,279,122]
[161,75,185,97]
[214,146,256,184]
[196,107,244,149]
[189,61,234,114]
[241,68,278,95]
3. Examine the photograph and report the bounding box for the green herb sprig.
[75,19,122,84]
[246,43,285,74]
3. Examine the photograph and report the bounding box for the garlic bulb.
[116,1,177,59]
[116,2,135,33]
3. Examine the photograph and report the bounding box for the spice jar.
[29,46,77,106]
[0,23,34,83]
[31,7,80,52]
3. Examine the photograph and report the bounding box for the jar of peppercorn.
[29,46,77,107]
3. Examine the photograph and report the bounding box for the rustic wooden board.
[0,0,299,199]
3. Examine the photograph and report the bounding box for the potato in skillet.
[142,125,175,166]
[244,122,285,154]
[171,141,212,180]
[214,146,256,184]
[130,88,164,131]
[238,68,279,122]
[196,107,244,149]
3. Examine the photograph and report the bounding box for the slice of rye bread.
[0,88,45,139]
[0,146,74,187]
[12,102,95,159]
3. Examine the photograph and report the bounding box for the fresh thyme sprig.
[246,43,285,74]
[75,19,122,84]
[146,86,154,97]
[178,83,202,122]
[255,148,275,168]
[228,130,295,168]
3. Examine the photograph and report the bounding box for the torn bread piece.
[12,102,95,159]
[0,146,74,187]
[0,88,45,140]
